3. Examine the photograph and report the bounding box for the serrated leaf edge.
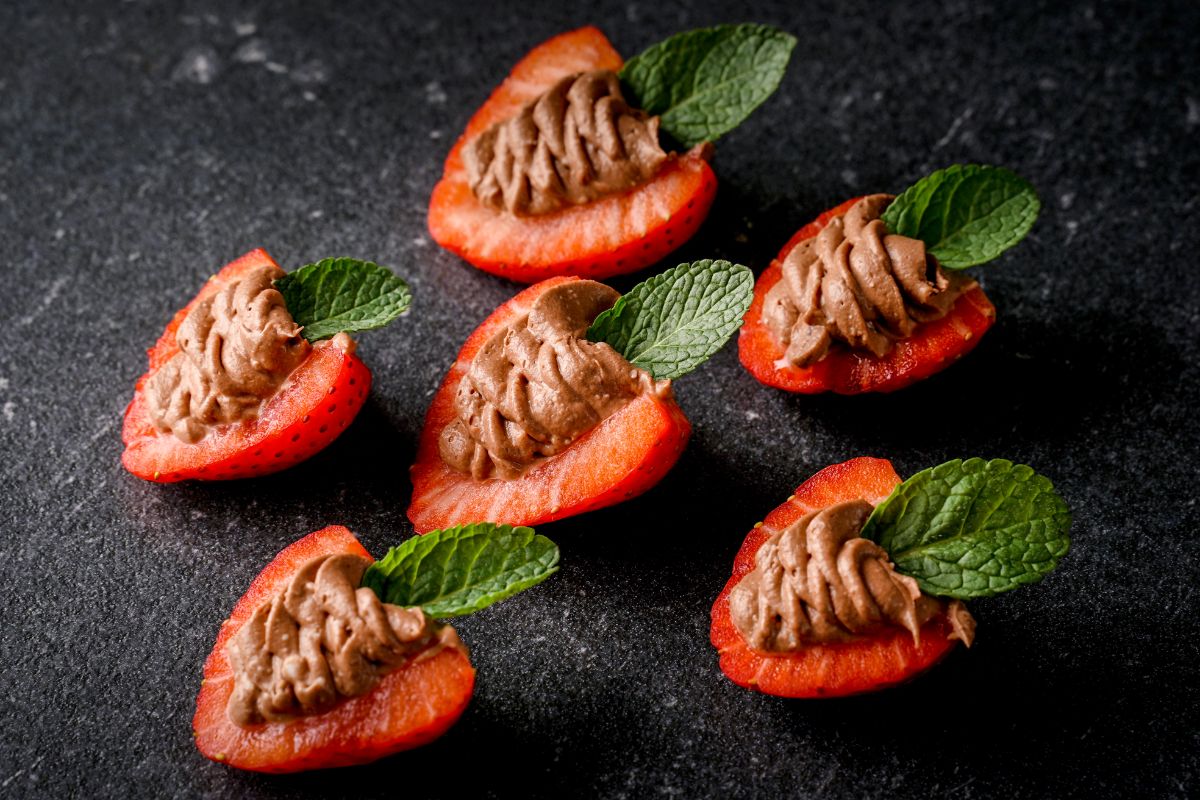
[881,164,1041,270]
[862,458,1072,600]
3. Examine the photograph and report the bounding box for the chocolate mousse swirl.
[226,553,460,726]
[762,194,971,368]
[464,70,668,216]
[439,280,652,480]
[145,264,310,443]
[729,500,975,652]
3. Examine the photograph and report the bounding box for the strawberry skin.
[427,26,718,283]
[193,526,476,772]
[738,198,997,394]
[121,249,373,482]
[710,458,964,698]
[408,277,692,532]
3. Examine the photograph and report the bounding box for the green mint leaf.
[860,458,1071,599]
[586,259,753,381]
[275,257,412,342]
[619,23,796,149]
[880,164,1041,270]
[360,523,559,618]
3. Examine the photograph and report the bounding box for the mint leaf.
[619,24,795,149]
[860,459,1071,599]
[880,164,1041,270]
[586,259,753,381]
[360,523,559,618]
[275,257,412,342]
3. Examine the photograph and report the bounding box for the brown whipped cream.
[763,194,972,368]
[225,553,462,726]
[440,280,658,480]
[464,70,668,216]
[729,500,975,653]
[145,263,311,443]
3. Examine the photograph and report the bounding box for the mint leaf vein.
[619,23,796,148]
[361,523,560,618]
[880,164,1041,270]
[860,458,1071,599]
[586,259,754,381]
[275,257,412,342]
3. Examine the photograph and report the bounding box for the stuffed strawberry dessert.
[710,457,1070,697]
[740,164,1040,393]
[121,250,410,482]
[194,522,558,772]
[409,259,753,531]
[428,24,795,282]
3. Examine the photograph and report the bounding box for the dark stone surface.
[2,0,1197,797]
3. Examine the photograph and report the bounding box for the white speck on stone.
[841,168,858,186]
[933,107,973,151]
[309,209,324,219]
[190,510,206,520]
[0,377,9,391]
[19,276,69,326]
[745,410,760,421]
[233,21,257,37]
[233,38,269,64]
[1038,77,1059,91]
[171,46,221,85]
[291,59,329,85]
[302,90,316,102]
[265,61,288,74]
[424,80,447,105]
[1059,191,1076,210]
[412,236,428,248]
[54,228,64,240]
[1187,97,1200,129]
[429,129,442,140]
[2,402,14,422]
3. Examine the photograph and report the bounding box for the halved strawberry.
[738,198,997,394]
[427,26,718,283]
[710,457,964,698]
[193,525,476,772]
[121,249,372,482]
[408,276,692,532]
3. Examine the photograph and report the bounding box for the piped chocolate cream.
[762,194,971,368]
[729,500,975,653]
[226,553,462,726]
[464,70,668,216]
[439,280,660,480]
[145,263,311,443]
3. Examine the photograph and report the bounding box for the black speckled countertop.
[2,1,1198,797]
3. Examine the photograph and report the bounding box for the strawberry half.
[121,249,372,482]
[427,26,718,283]
[408,276,692,532]
[710,457,965,698]
[739,198,997,394]
[193,525,475,772]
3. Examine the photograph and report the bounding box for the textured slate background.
[2,0,1198,797]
